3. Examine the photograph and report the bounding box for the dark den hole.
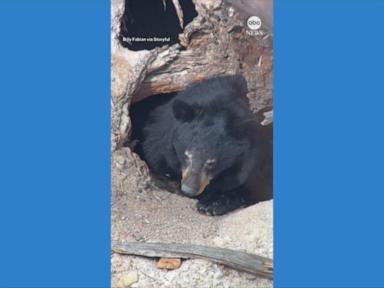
[129,93,176,155]
[119,0,198,51]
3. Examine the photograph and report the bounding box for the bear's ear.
[173,100,195,122]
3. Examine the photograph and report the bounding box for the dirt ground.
[111,148,273,288]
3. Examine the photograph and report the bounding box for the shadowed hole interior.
[129,92,179,192]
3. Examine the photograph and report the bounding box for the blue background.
[0,1,110,287]
[275,0,384,287]
[0,0,384,287]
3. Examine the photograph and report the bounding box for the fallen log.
[112,242,273,280]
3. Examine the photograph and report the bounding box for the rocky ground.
[111,148,273,288]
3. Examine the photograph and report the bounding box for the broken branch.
[112,242,273,279]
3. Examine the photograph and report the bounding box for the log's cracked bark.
[171,0,184,28]
[111,0,273,151]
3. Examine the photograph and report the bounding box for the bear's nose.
[181,184,196,197]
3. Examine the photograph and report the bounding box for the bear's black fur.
[131,75,272,215]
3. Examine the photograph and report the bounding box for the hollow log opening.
[127,89,273,199]
[119,0,198,51]
[128,92,181,192]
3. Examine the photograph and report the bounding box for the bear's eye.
[205,159,216,169]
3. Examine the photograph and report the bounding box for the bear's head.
[171,98,258,197]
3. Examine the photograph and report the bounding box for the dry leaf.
[157,258,182,270]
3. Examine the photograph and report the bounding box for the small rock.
[118,271,138,288]
[157,258,182,270]
[214,270,224,280]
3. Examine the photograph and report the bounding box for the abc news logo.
[247,16,262,31]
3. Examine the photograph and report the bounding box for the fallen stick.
[112,242,273,280]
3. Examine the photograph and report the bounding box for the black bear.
[132,75,272,215]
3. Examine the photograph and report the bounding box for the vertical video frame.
[111,0,273,287]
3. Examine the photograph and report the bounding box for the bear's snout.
[181,170,201,197]
[181,168,210,197]
[181,184,197,197]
